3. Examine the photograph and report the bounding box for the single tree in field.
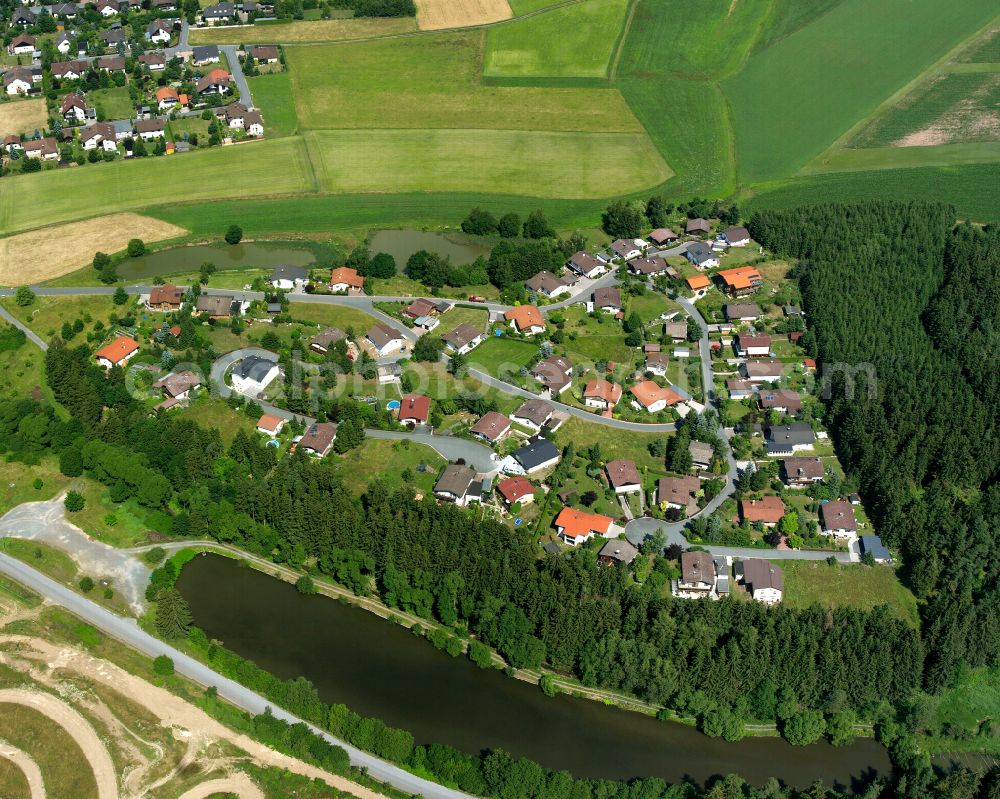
[64,490,85,512]
[497,212,520,238]
[155,589,193,639]
[15,286,35,307]
[127,238,145,257]
[225,224,243,245]
[113,287,128,305]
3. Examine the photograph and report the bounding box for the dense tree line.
[747,202,1000,692]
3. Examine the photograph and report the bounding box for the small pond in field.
[116,242,318,282]
[368,229,491,267]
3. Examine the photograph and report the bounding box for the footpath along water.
[177,554,891,787]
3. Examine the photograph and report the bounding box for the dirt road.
[0,739,45,799]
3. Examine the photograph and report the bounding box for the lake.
[117,242,317,282]
[368,230,491,267]
[176,554,891,788]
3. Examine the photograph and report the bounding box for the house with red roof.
[397,394,430,427]
[95,336,139,369]
[554,506,614,546]
[496,476,535,508]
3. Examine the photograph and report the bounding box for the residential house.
[645,351,668,376]
[649,228,678,246]
[250,45,280,63]
[630,381,681,414]
[605,459,641,495]
[51,60,88,80]
[686,274,710,294]
[377,363,401,384]
[525,270,575,299]
[194,294,237,317]
[724,302,762,322]
[717,266,763,298]
[8,34,35,56]
[685,218,711,235]
[765,423,815,456]
[403,298,437,319]
[676,550,716,597]
[656,476,699,513]
[497,476,535,508]
[470,411,511,445]
[664,320,687,341]
[740,496,785,527]
[152,370,200,403]
[629,256,669,277]
[299,422,337,457]
[442,323,483,355]
[714,557,730,596]
[60,92,86,122]
[511,398,554,431]
[138,52,166,71]
[156,85,178,110]
[146,19,172,43]
[22,137,59,159]
[504,305,545,335]
[365,323,405,357]
[196,69,231,95]
[256,413,285,437]
[530,355,573,396]
[10,7,36,25]
[435,464,481,506]
[101,28,128,47]
[201,2,236,23]
[309,327,345,355]
[192,44,221,65]
[610,238,648,261]
[511,436,559,475]
[723,226,751,247]
[95,336,139,368]
[685,241,720,270]
[566,251,606,278]
[110,118,133,141]
[735,333,771,357]
[217,101,263,136]
[599,538,639,566]
[740,359,784,384]
[725,378,753,399]
[758,389,802,415]
[593,286,621,314]
[241,108,264,136]
[397,394,430,427]
[270,264,308,290]
[3,68,32,94]
[784,304,802,317]
[80,122,116,152]
[859,535,891,564]
[231,355,279,395]
[4,135,23,154]
[736,559,783,604]
[554,507,613,546]
[135,118,165,140]
[583,379,622,411]
[55,31,72,53]
[780,457,824,488]
[97,0,118,15]
[329,266,365,293]
[689,440,714,470]
[821,500,858,539]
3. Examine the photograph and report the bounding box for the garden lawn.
[560,310,634,364]
[88,86,134,120]
[284,301,379,333]
[777,560,919,626]
[441,305,489,333]
[247,71,299,138]
[189,16,416,43]
[305,129,670,198]
[183,398,258,445]
[285,33,643,132]
[466,335,539,375]
[553,416,667,473]
[168,117,211,144]
[0,137,314,236]
[626,291,680,323]
[332,438,445,495]
[725,0,1000,182]
[484,0,628,78]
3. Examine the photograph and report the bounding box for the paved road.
[0,552,476,799]
[220,44,250,106]
[0,305,47,351]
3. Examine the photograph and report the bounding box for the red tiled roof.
[94,336,139,365]
[555,507,613,540]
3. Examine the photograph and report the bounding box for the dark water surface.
[176,554,891,788]
[118,242,316,281]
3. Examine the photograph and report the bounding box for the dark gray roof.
[859,536,890,562]
[192,44,219,58]
[686,241,714,264]
[513,437,559,471]
[234,355,277,382]
[765,423,815,453]
[271,264,308,282]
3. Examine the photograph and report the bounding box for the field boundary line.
[606,0,635,81]
[800,10,1000,175]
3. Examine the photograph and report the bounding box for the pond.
[368,229,491,267]
[117,242,317,282]
[176,554,891,788]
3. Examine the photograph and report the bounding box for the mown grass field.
[778,560,919,626]
[802,141,1000,174]
[725,0,1000,182]
[467,334,538,374]
[284,301,379,333]
[285,33,642,132]
[305,129,670,197]
[484,0,627,78]
[333,438,445,495]
[247,71,299,138]
[188,16,416,43]
[0,98,48,139]
[0,138,314,236]
[88,86,134,120]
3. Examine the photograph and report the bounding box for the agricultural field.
[0,138,314,236]
[0,98,47,139]
[247,71,300,138]
[725,0,1000,182]
[506,0,564,14]
[484,0,628,78]
[305,128,670,197]
[415,0,511,31]
[189,16,416,43]
[957,26,1000,63]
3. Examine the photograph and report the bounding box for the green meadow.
[247,71,300,138]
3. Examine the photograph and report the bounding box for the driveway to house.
[0,552,478,799]
[220,45,251,106]
[0,305,47,351]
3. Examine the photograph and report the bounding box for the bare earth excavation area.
[414,0,512,31]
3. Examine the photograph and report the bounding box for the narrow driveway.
[220,44,251,106]
[0,553,476,799]
[0,305,47,351]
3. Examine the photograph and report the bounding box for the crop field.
[285,34,642,132]
[801,141,1000,175]
[484,0,627,78]
[247,71,299,138]
[725,0,1000,182]
[0,98,47,139]
[0,138,313,235]
[188,16,416,43]
[507,0,563,14]
[415,0,511,31]
[305,128,670,197]
[958,26,1000,62]
[849,72,1000,148]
